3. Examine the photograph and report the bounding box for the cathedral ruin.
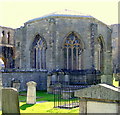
[0,10,117,91]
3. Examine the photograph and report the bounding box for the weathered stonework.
[2,88,20,114]
[111,24,120,85]
[26,81,37,104]
[75,84,120,114]
[0,26,15,69]
[0,10,114,91]
[2,71,47,91]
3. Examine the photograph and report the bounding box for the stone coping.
[0,69,48,73]
[75,84,120,101]
[24,10,110,28]
[80,97,120,103]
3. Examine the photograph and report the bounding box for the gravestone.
[12,79,20,92]
[26,81,37,104]
[62,90,74,99]
[75,84,120,114]
[2,88,20,114]
[51,74,56,85]
[47,74,51,93]
[64,75,69,85]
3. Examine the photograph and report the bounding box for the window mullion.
[71,47,73,70]
[39,48,41,69]
[76,48,78,70]
[36,47,38,69]
[67,48,69,69]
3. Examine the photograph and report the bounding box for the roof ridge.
[26,9,93,24]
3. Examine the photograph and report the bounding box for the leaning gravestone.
[26,81,37,104]
[2,88,20,114]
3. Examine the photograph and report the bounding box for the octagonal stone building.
[1,10,113,91]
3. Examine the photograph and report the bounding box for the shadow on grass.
[20,104,35,110]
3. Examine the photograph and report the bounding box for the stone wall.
[13,16,113,85]
[2,71,47,91]
[87,101,119,113]
[0,26,15,68]
[15,17,112,71]
[0,26,14,45]
[75,84,120,114]
[111,24,120,73]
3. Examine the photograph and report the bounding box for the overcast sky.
[0,0,119,29]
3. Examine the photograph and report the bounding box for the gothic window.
[64,32,83,70]
[1,31,5,44]
[1,31,4,38]
[95,36,104,71]
[7,32,10,44]
[31,34,47,69]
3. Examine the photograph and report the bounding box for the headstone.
[12,79,20,92]
[47,75,51,93]
[26,81,37,104]
[51,74,56,85]
[47,74,56,93]
[75,84,120,114]
[62,90,74,99]
[65,75,69,85]
[2,88,20,114]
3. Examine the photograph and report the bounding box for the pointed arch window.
[7,32,10,44]
[95,36,104,71]
[64,32,83,70]
[31,35,47,69]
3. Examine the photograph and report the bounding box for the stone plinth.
[75,84,120,114]
[2,88,20,114]
[26,81,37,104]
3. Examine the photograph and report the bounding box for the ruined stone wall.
[0,26,14,45]
[15,17,112,72]
[14,28,23,69]
[2,71,47,91]
[0,26,15,68]
[13,16,113,85]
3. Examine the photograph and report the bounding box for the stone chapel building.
[0,10,113,91]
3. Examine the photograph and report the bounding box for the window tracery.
[95,36,104,71]
[64,32,83,70]
[32,35,47,69]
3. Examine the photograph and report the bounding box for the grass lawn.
[19,91,79,113]
[113,75,119,87]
